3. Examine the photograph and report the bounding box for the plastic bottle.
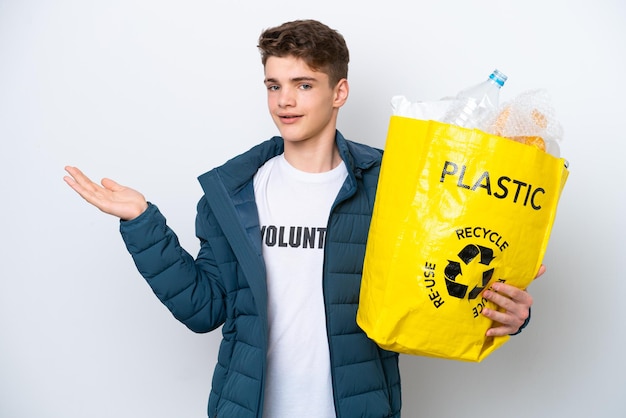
[443,69,508,130]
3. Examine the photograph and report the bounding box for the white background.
[1,1,624,417]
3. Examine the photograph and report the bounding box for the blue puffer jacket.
[120,131,401,418]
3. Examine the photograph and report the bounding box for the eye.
[299,83,312,90]
[267,85,280,91]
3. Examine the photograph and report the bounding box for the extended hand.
[481,264,546,337]
[63,166,148,221]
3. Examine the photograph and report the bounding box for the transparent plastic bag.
[485,89,564,157]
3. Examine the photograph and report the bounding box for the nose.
[278,87,296,108]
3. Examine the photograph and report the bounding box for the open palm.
[63,166,148,221]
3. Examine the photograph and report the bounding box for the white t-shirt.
[254,154,348,418]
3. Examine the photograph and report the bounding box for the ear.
[333,78,349,108]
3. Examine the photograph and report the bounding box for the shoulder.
[336,131,383,172]
[346,140,383,161]
[198,136,285,191]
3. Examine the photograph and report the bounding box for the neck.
[283,139,342,173]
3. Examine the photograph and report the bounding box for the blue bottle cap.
[489,69,508,87]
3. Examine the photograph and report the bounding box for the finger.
[488,282,532,305]
[64,170,94,198]
[535,264,546,279]
[64,166,94,187]
[482,304,525,336]
[482,290,513,313]
[485,321,516,337]
[101,177,123,192]
[64,166,112,208]
[483,305,526,336]
[64,166,101,197]
[482,288,531,335]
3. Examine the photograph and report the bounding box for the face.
[264,56,348,147]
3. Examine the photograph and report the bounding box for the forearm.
[120,202,226,332]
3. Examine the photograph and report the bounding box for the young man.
[64,19,538,418]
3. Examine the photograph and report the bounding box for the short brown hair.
[257,19,349,86]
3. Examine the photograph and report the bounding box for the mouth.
[278,114,302,122]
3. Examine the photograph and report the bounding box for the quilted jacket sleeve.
[120,202,227,333]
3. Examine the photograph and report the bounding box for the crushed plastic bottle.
[443,69,508,131]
